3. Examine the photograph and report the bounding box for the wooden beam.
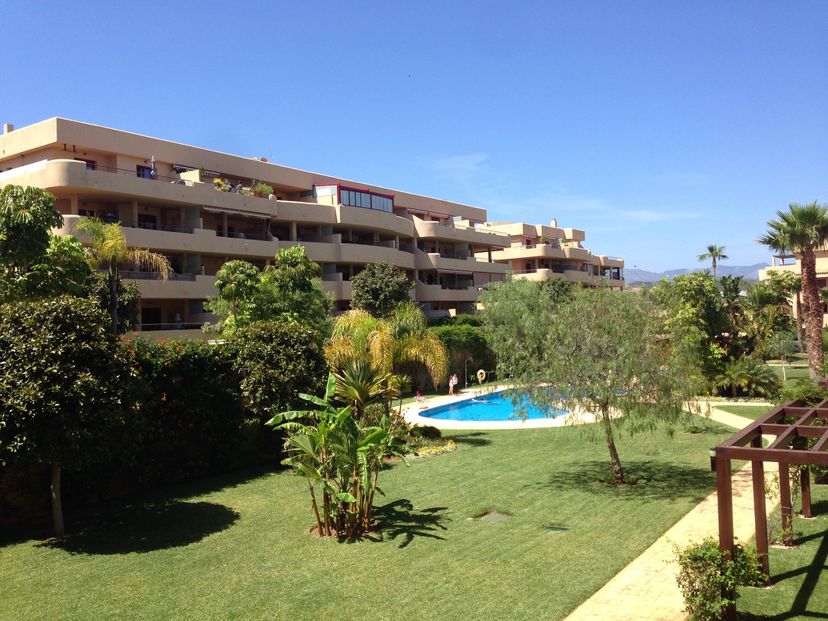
[722,446,828,466]
[812,430,828,453]
[751,438,770,578]
[716,451,735,620]
[760,424,828,438]
[779,463,794,546]
[801,467,812,518]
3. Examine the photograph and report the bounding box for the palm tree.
[74,217,172,334]
[758,202,828,379]
[697,244,728,279]
[325,302,448,393]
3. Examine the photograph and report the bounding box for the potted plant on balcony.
[252,182,274,198]
[213,178,231,192]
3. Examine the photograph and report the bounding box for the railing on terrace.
[138,322,204,331]
[134,222,195,234]
[120,271,196,281]
[215,230,273,241]
[94,164,179,183]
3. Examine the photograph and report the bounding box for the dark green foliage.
[715,356,781,399]
[775,377,828,405]
[0,185,64,275]
[451,313,484,327]
[410,425,442,440]
[121,339,250,484]
[0,296,126,470]
[675,538,766,621]
[350,262,412,317]
[430,323,493,380]
[233,320,327,419]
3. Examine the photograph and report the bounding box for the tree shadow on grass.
[529,459,715,503]
[369,499,449,548]
[39,500,239,555]
[737,525,828,620]
[446,432,491,447]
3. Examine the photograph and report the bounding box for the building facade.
[760,251,828,325]
[0,118,623,335]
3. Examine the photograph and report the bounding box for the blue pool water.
[420,391,569,422]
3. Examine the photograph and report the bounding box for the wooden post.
[750,438,770,578]
[800,467,812,518]
[716,449,735,621]
[779,462,793,546]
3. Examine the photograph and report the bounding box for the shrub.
[233,320,327,419]
[775,377,828,405]
[430,323,492,381]
[675,538,766,621]
[121,339,251,485]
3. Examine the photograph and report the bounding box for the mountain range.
[624,263,769,284]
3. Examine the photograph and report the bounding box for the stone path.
[563,401,778,621]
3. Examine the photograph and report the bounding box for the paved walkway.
[563,401,779,621]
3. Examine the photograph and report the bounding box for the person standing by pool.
[448,373,458,395]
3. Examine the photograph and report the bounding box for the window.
[75,158,96,170]
[338,186,393,213]
[136,165,153,179]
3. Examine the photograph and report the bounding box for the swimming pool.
[420,390,569,422]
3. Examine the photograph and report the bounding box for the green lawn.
[769,363,810,383]
[738,483,828,619]
[1,422,732,621]
[717,404,776,420]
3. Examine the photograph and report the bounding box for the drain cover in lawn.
[478,511,510,522]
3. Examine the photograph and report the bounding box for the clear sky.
[1,1,825,271]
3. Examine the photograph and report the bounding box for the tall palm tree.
[758,202,828,379]
[697,244,728,279]
[325,302,448,392]
[74,217,172,334]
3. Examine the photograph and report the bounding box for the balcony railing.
[95,164,179,183]
[135,222,195,234]
[120,271,196,281]
[138,322,204,331]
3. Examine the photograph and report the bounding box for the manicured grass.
[737,483,828,619]
[717,404,776,420]
[1,421,732,621]
[769,363,810,383]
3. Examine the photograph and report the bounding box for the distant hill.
[625,263,769,285]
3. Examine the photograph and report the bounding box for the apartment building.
[760,251,828,325]
[0,118,623,335]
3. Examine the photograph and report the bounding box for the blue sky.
[2,1,825,271]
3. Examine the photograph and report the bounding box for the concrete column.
[69,195,79,215]
[131,201,139,226]
[290,222,297,241]
[395,235,399,249]
[179,207,186,228]
[222,212,228,236]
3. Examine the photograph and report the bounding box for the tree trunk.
[800,248,824,379]
[51,463,65,537]
[601,406,625,484]
[796,290,805,352]
[108,266,119,335]
[712,257,717,280]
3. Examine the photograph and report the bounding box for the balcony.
[415,282,481,303]
[414,250,508,274]
[124,274,218,299]
[490,243,566,262]
[412,217,510,247]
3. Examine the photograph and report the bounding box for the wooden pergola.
[715,399,828,620]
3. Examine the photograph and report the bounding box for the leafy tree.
[697,244,728,279]
[74,217,171,334]
[649,272,730,384]
[87,272,141,333]
[0,235,92,301]
[206,247,331,336]
[482,283,697,484]
[0,185,64,276]
[766,331,799,381]
[0,296,127,536]
[350,262,412,317]
[759,202,828,379]
[232,320,327,420]
[206,259,262,332]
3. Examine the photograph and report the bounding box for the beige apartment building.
[760,251,828,325]
[0,118,623,335]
